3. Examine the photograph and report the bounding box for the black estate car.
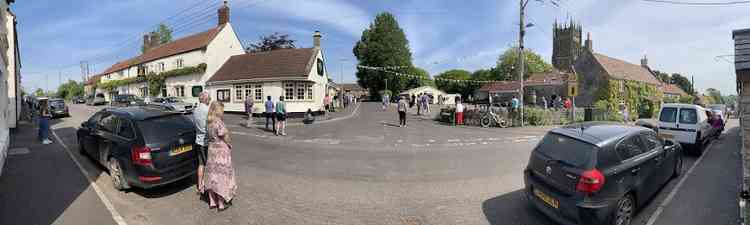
[524,122,683,225]
[77,107,198,190]
[49,99,69,117]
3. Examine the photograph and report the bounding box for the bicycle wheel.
[498,118,509,128]
[480,115,493,128]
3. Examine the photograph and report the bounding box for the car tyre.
[77,137,86,155]
[610,194,635,225]
[108,158,129,191]
[672,150,683,178]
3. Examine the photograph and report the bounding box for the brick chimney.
[584,32,593,52]
[641,54,648,67]
[149,32,160,49]
[218,1,230,26]
[313,31,322,48]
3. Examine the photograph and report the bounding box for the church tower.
[552,19,583,72]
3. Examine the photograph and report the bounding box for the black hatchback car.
[77,107,198,190]
[524,122,682,225]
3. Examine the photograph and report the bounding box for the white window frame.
[254,84,263,101]
[176,58,184,69]
[175,85,185,97]
[234,85,244,102]
[296,82,305,100]
[306,83,313,100]
[284,82,295,101]
[217,89,231,102]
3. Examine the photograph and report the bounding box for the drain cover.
[8,147,30,155]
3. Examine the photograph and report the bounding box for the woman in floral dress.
[204,101,237,210]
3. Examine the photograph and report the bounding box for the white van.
[658,103,713,154]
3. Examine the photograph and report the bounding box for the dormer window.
[316,58,324,76]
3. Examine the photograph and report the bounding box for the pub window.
[217,89,231,102]
[297,83,305,100]
[284,82,294,100]
[244,84,252,100]
[176,58,184,69]
[137,65,146,76]
[159,62,166,72]
[235,85,243,101]
[306,84,313,100]
[175,86,185,97]
[254,84,262,100]
[139,87,148,97]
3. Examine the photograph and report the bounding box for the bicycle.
[480,110,509,128]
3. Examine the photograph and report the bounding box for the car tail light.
[576,169,605,194]
[138,176,162,182]
[131,146,152,166]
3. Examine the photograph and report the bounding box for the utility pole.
[518,0,529,127]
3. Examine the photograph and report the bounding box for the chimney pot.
[218,1,230,26]
[313,30,322,48]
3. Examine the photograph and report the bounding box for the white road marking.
[51,130,128,225]
[645,141,716,225]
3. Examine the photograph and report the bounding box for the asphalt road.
[32,102,737,225]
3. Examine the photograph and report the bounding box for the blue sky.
[13,0,748,95]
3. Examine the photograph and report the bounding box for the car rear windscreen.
[137,115,194,142]
[679,108,697,124]
[659,107,677,123]
[535,133,597,168]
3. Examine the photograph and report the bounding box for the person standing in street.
[244,94,254,128]
[382,94,389,111]
[422,94,430,114]
[275,96,287,136]
[541,96,548,110]
[204,101,236,211]
[265,96,275,133]
[38,99,52,144]
[455,97,464,125]
[417,94,422,116]
[397,96,407,127]
[193,91,210,194]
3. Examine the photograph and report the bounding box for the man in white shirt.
[192,91,210,193]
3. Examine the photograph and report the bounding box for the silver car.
[149,97,194,113]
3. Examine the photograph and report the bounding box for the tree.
[142,23,173,53]
[471,67,505,81]
[353,12,415,99]
[652,70,671,83]
[705,88,724,104]
[496,47,552,80]
[246,32,296,53]
[435,69,479,98]
[55,80,85,100]
[405,66,432,87]
[670,73,694,95]
[34,88,45,97]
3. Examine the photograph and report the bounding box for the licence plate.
[170,145,193,156]
[534,188,559,209]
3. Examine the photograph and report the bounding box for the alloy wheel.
[614,195,634,225]
[109,159,125,190]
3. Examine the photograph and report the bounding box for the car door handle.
[631,168,641,174]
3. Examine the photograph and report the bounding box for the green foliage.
[246,32,296,53]
[471,67,505,81]
[596,79,660,120]
[34,88,45,97]
[55,80,85,100]
[98,63,207,96]
[435,69,479,98]
[405,66,432,87]
[705,88,724,104]
[523,107,551,126]
[496,47,552,79]
[679,95,694,104]
[652,70,671,83]
[670,73,694,95]
[353,12,415,98]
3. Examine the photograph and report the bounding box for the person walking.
[417,94,422,116]
[397,96,408,127]
[410,94,416,108]
[455,97,464,125]
[422,94,430,114]
[275,96,287,136]
[193,91,211,194]
[38,99,52,144]
[324,94,331,112]
[244,94,254,128]
[382,94,389,111]
[264,96,276,133]
[204,101,236,211]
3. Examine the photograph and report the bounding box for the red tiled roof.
[525,70,571,85]
[84,74,103,85]
[340,83,365,91]
[592,53,661,85]
[207,48,318,83]
[660,83,688,96]
[479,81,521,93]
[98,25,225,76]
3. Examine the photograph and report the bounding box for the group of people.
[409,94,431,116]
[244,95,288,136]
[537,95,572,110]
[193,91,236,211]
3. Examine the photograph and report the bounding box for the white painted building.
[207,32,330,114]
[0,0,18,176]
[93,2,243,104]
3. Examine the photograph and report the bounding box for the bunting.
[357,65,509,85]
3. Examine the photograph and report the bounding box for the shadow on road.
[482,189,556,225]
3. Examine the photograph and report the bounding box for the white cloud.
[243,0,370,37]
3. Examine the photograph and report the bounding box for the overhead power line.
[642,0,750,5]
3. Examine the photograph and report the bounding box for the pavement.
[0,102,742,225]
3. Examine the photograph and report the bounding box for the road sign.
[568,83,578,97]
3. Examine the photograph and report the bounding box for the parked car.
[657,103,713,155]
[73,96,86,104]
[76,107,198,190]
[524,122,683,225]
[111,94,146,107]
[707,104,728,123]
[86,93,106,106]
[48,98,69,117]
[148,97,194,113]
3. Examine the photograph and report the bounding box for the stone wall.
[574,50,609,107]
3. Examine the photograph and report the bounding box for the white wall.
[0,1,13,177]
[203,23,244,84]
[5,12,17,129]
